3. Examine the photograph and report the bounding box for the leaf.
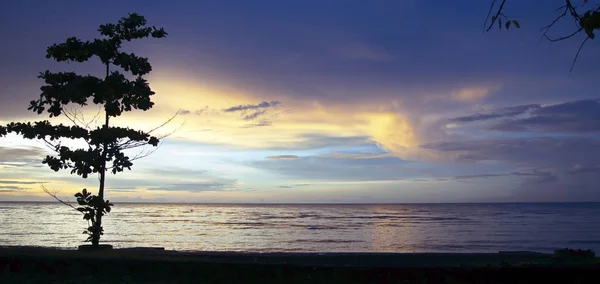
[498,18,502,29]
[513,20,520,29]
[505,21,511,30]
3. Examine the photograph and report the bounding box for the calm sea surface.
[1,202,600,253]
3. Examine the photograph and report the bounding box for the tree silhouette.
[0,13,169,247]
[485,0,600,71]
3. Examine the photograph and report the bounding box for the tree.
[0,13,169,247]
[485,0,600,71]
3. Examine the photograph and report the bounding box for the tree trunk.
[92,63,111,247]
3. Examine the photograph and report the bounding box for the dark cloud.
[450,99,600,133]
[423,136,597,197]
[266,155,299,160]
[448,104,541,123]
[243,109,266,121]
[239,120,273,128]
[569,165,600,175]
[423,137,600,166]
[489,99,600,133]
[1,0,599,124]
[223,101,283,125]
[0,185,27,191]
[0,180,39,185]
[451,170,557,184]
[0,146,46,167]
[223,101,281,113]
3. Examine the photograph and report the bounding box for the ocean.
[1,202,599,253]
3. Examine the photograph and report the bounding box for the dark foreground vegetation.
[1,247,600,283]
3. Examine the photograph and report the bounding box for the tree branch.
[570,36,589,72]
[146,109,182,135]
[485,0,508,32]
[485,0,598,72]
[41,183,79,212]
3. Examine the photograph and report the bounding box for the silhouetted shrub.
[74,189,113,242]
[553,248,596,261]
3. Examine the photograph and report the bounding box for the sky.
[0,0,599,203]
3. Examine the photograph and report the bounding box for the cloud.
[223,101,282,121]
[325,153,396,159]
[223,101,282,113]
[569,165,600,175]
[106,186,139,192]
[452,86,499,101]
[278,183,311,189]
[489,99,600,133]
[448,104,542,123]
[0,185,28,192]
[239,120,272,128]
[422,136,600,190]
[3,0,600,203]
[128,166,241,193]
[450,170,557,184]
[250,154,418,182]
[218,101,285,129]
[223,101,281,112]
[0,180,39,185]
[266,155,299,160]
[243,109,266,121]
[194,106,220,116]
[0,146,46,167]
[147,181,236,192]
[448,99,600,133]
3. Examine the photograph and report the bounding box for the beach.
[2,246,600,283]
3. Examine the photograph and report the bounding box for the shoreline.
[0,245,594,268]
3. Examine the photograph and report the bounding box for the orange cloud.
[452,85,501,101]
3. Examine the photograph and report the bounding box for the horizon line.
[2,201,600,205]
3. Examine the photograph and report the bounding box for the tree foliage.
[485,0,600,71]
[0,13,168,246]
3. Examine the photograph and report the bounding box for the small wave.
[290,224,340,230]
[205,221,268,226]
[297,213,321,218]
[295,239,360,243]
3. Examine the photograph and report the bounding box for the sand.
[1,246,599,283]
